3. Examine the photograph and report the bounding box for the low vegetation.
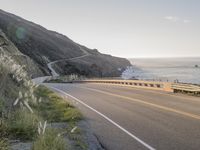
[1,85,83,149]
[0,84,83,149]
[32,129,67,150]
[0,47,84,149]
[0,138,9,150]
[0,120,9,150]
[33,86,82,123]
[32,86,86,149]
[7,109,39,140]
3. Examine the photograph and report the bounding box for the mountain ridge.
[0,9,131,77]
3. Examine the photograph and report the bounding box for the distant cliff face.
[0,9,131,77]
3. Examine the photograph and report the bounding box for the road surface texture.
[44,83,200,150]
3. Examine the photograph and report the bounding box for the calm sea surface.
[129,57,200,84]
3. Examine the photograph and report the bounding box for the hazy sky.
[1,0,200,58]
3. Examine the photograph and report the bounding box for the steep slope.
[0,30,42,107]
[0,30,43,77]
[0,9,131,77]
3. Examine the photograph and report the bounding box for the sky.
[0,0,200,58]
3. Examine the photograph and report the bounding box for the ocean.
[126,57,200,84]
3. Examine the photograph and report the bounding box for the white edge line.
[49,86,156,150]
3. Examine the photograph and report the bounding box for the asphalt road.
[45,83,200,150]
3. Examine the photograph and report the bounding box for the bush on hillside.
[7,109,40,140]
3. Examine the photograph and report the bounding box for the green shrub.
[0,138,9,150]
[0,119,8,138]
[0,98,5,115]
[7,109,40,140]
[32,129,67,150]
[0,100,9,150]
[34,86,82,123]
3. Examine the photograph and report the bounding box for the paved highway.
[45,83,200,150]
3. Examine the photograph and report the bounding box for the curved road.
[45,82,200,150]
[47,45,90,76]
[32,41,200,150]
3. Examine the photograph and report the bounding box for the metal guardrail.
[172,83,200,93]
[43,77,200,95]
[74,79,173,92]
[75,79,200,94]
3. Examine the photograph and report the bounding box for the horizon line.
[127,56,200,59]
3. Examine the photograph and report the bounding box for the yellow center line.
[90,83,200,103]
[79,86,200,120]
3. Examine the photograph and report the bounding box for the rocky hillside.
[0,30,43,78]
[0,30,42,110]
[0,9,131,77]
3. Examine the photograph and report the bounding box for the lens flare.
[16,27,26,40]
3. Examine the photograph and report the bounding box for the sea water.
[127,57,200,84]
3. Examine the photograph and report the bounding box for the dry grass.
[7,109,40,140]
[32,129,67,150]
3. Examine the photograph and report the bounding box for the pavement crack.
[93,134,107,150]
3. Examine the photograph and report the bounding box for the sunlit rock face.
[0,9,131,77]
